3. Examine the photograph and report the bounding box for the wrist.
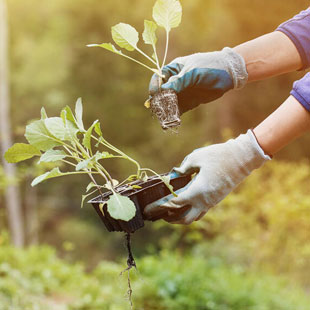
[222,47,248,89]
[250,129,273,158]
[243,129,271,162]
[253,95,310,155]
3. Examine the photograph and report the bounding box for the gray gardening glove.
[149,47,248,114]
[144,130,271,224]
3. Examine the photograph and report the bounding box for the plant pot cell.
[90,174,191,233]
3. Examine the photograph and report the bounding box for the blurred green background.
[1,0,310,309]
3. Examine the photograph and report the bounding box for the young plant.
[87,0,182,79]
[4,98,174,222]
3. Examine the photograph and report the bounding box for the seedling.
[4,98,175,222]
[87,0,183,130]
[88,0,182,78]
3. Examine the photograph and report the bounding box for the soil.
[150,89,181,130]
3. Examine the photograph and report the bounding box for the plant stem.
[119,52,162,76]
[62,171,100,175]
[62,145,85,167]
[87,171,105,197]
[73,138,89,159]
[72,137,116,190]
[161,30,170,70]
[140,167,161,178]
[63,137,112,190]
[117,175,138,187]
[94,162,115,187]
[140,168,175,196]
[152,44,162,75]
[135,46,157,66]
[62,159,76,167]
[66,154,82,161]
[91,134,121,155]
[63,143,84,158]
[91,134,141,175]
[63,146,73,155]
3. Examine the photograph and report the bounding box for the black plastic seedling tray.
[89,173,191,233]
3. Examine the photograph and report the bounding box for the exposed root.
[120,233,136,310]
[150,90,181,130]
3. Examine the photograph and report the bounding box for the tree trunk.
[0,0,24,247]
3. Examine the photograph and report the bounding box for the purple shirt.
[276,8,310,111]
[291,73,310,111]
[277,8,310,70]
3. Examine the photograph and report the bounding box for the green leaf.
[153,0,182,31]
[94,122,103,136]
[127,175,138,181]
[144,99,151,109]
[99,203,104,215]
[88,43,123,56]
[106,193,136,221]
[141,171,148,182]
[31,167,65,186]
[86,182,96,192]
[98,151,114,159]
[143,20,158,45]
[131,185,142,189]
[76,159,92,171]
[75,98,85,131]
[81,189,98,208]
[38,150,67,163]
[104,179,119,190]
[64,106,77,125]
[25,120,62,151]
[81,194,88,208]
[4,143,41,163]
[44,118,66,140]
[161,175,177,197]
[60,109,67,124]
[44,117,78,141]
[41,107,48,120]
[111,23,139,52]
[82,120,98,152]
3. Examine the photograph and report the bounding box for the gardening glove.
[144,130,271,224]
[149,47,248,114]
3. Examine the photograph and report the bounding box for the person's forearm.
[233,31,303,82]
[253,96,310,155]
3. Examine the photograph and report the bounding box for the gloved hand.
[144,130,271,224]
[149,47,248,114]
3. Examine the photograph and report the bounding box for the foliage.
[5,99,173,221]
[88,0,182,77]
[0,240,309,310]
[132,253,310,310]
[152,160,310,286]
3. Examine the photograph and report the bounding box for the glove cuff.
[247,129,272,161]
[222,47,248,89]
[234,130,271,173]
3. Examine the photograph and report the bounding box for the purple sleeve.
[291,73,310,111]
[276,8,310,70]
